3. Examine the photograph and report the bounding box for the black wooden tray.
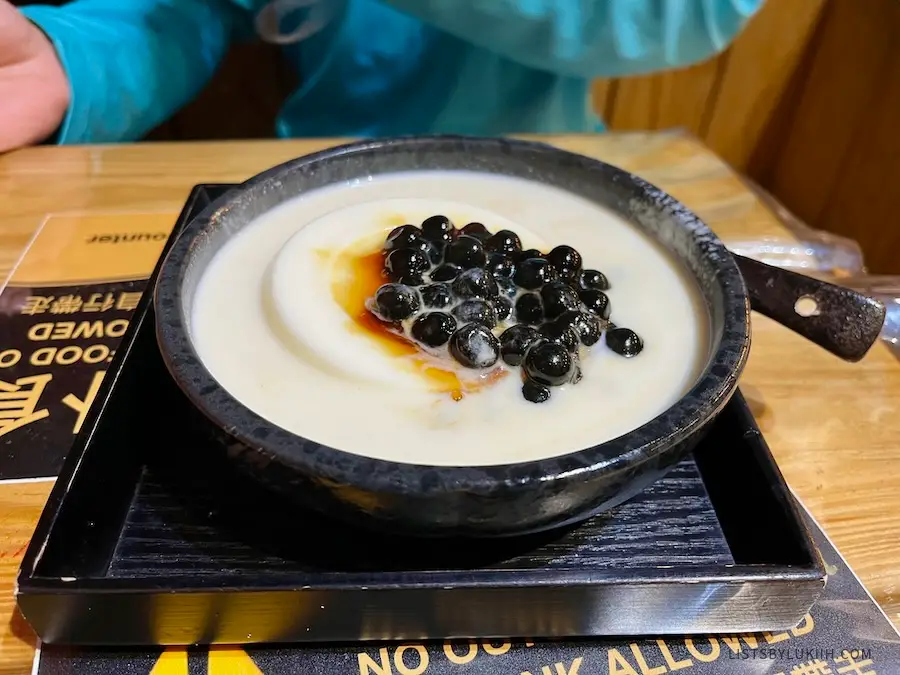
[15,186,827,647]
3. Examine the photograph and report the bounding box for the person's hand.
[0,1,69,152]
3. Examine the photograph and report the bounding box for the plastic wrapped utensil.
[728,178,866,278]
[731,177,897,358]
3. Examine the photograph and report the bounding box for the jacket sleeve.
[20,0,243,144]
[380,0,764,78]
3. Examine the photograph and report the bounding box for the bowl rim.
[153,135,751,497]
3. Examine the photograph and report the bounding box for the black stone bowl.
[153,135,885,537]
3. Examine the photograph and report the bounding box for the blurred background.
[11,0,900,275]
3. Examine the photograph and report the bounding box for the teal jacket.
[21,0,762,143]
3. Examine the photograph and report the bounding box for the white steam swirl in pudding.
[267,198,546,390]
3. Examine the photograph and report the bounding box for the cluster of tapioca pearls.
[366,215,643,403]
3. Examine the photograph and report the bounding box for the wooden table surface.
[1,131,898,674]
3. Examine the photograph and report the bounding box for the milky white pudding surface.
[191,171,710,466]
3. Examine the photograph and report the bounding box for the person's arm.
[19,0,243,144]
[380,0,763,78]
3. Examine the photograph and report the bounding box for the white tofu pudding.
[190,170,710,467]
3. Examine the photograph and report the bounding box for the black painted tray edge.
[14,185,227,588]
[14,185,827,645]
